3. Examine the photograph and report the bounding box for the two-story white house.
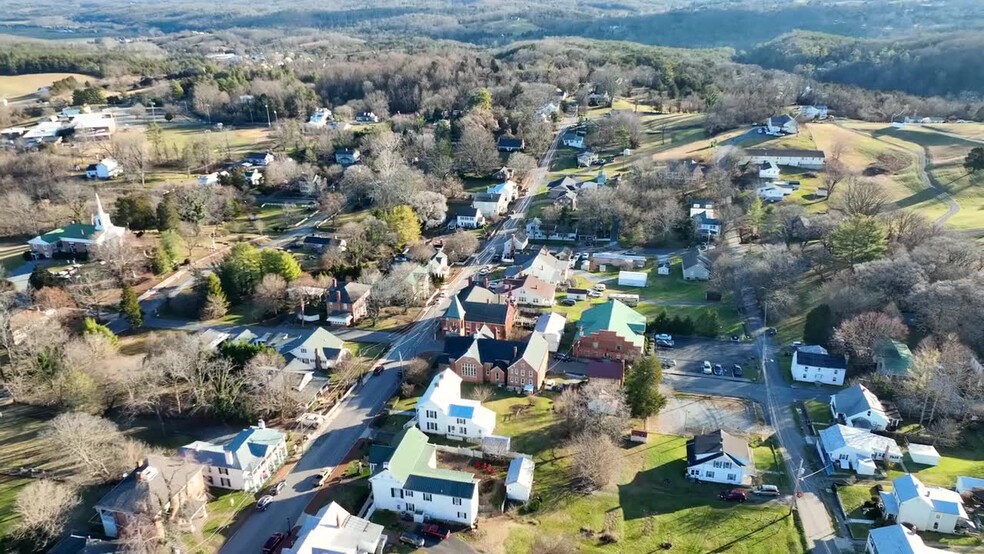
[499,274,556,307]
[448,205,486,230]
[179,425,287,492]
[472,192,509,218]
[417,370,496,441]
[685,430,754,485]
[880,474,968,534]
[368,428,479,525]
[818,424,902,475]
[791,350,847,386]
[263,327,348,370]
[830,384,901,431]
[486,180,518,202]
[428,250,450,280]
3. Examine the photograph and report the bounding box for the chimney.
[224,449,234,466]
[331,278,337,289]
[513,346,518,359]
[257,419,266,429]
[335,291,342,303]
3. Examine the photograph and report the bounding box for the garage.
[908,443,941,466]
[618,270,647,287]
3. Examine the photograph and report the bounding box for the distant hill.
[739,31,984,98]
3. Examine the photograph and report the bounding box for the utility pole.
[265,103,272,128]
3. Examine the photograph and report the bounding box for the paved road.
[218,122,571,553]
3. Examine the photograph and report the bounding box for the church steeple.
[93,194,112,231]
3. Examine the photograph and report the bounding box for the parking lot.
[653,337,759,380]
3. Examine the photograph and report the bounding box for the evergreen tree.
[803,304,835,347]
[218,243,262,301]
[624,356,667,418]
[831,216,887,267]
[151,247,173,275]
[200,273,229,320]
[156,192,181,232]
[119,284,142,328]
[82,317,119,348]
[29,266,60,290]
[694,309,722,338]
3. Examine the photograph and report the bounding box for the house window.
[406,503,416,512]
[461,363,478,378]
[206,475,214,485]
[220,478,231,487]
[423,493,432,501]
[839,454,849,460]
[458,512,467,519]
[706,471,715,478]
[459,426,467,434]
[592,342,599,349]
[426,410,438,419]
[427,422,438,431]
[218,467,229,475]
[453,497,462,506]
[448,425,455,432]
[405,491,413,498]
[457,418,466,425]
[728,474,737,481]
[521,370,526,377]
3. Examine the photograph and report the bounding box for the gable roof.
[473,192,503,203]
[832,384,884,418]
[497,136,523,149]
[95,455,203,516]
[586,360,624,381]
[327,281,371,304]
[33,223,100,244]
[373,428,476,498]
[769,114,795,126]
[502,274,556,302]
[819,424,900,457]
[534,312,566,335]
[506,456,534,487]
[448,203,482,219]
[681,249,710,271]
[443,334,549,372]
[744,148,825,159]
[795,350,847,369]
[867,524,947,554]
[578,299,646,349]
[180,426,285,472]
[892,473,966,517]
[686,430,752,467]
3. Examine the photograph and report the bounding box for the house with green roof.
[27,194,126,259]
[573,299,647,361]
[875,339,914,378]
[369,427,479,525]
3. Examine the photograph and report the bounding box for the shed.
[907,444,941,466]
[505,457,535,502]
[618,271,647,288]
[856,457,878,476]
[630,430,649,443]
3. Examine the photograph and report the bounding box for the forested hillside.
[740,31,984,99]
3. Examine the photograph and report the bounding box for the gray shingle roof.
[831,384,882,418]
[405,475,475,498]
[686,430,751,467]
[95,455,203,516]
[796,351,847,369]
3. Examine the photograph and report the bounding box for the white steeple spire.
[93,193,112,231]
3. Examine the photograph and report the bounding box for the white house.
[758,160,781,180]
[562,133,584,149]
[487,180,518,202]
[791,350,847,386]
[85,157,122,180]
[618,271,647,287]
[866,524,949,554]
[417,370,496,441]
[577,151,599,167]
[766,114,798,135]
[507,247,569,284]
[692,211,722,239]
[685,430,754,485]
[356,112,380,123]
[306,108,333,128]
[500,274,556,307]
[448,205,486,230]
[178,425,287,491]
[830,384,900,431]
[263,327,348,370]
[368,428,479,525]
[505,456,535,503]
[742,148,826,170]
[428,250,450,279]
[757,184,794,203]
[533,312,566,353]
[284,501,386,554]
[880,474,968,534]
[799,105,828,120]
[681,250,711,281]
[472,192,509,218]
[818,424,902,475]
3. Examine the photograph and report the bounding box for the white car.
[587,290,603,298]
[593,284,607,292]
[522,383,536,395]
[257,495,274,511]
[544,379,556,391]
[654,333,673,342]
[702,361,713,375]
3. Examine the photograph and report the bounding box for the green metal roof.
[386,428,475,487]
[578,299,647,349]
[877,340,914,375]
[36,223,98,243]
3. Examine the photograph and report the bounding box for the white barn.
[505,456,535,503]
[533,312,566,353]
[417,370,496,441]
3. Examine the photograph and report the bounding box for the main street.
[218,125,570,553]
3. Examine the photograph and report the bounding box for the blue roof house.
[179,424,288,492]
[879,473,968,534]
[416,369,497,441]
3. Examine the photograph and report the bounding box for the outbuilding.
[617,270,648,287]
[907,444,941,467]
[505,456,535,503]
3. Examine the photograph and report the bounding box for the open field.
[157,126,273,160]
[923,123,984,141]
[0,72,97,98]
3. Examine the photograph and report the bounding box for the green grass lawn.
[895,433,984,489]
[803,400,833,425]
[345,342,387,360]
[836,484,876,519]
[504,434,804,554]
[180,488,257,553]
[752,443,783,475]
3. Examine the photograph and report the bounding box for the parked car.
[702,361,712,375]
[731,335,741,342]
[560,298,577,306]
[554,352,571,361]
[544,379,557,390]
[754,484,781,496]
[712,364,723,376]
[313,472,329,488]
[268,481,286,496]
[655,339,674,348]
[766,327,778,336]
[587,290,603,298]
[719,489,747,502]
[522,383,536,395]
[399,533,426,547]
[257,495,274,511]
[422,523,451,540]
[262,532,286,554]
[732,365,743,377]
[659,357,677,368]
[593,283,606,292]
[654,333,673,342]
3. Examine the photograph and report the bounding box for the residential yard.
[892,433,984,489]
[179,488,256,554]
[803,400,833,425]
[229,204,315,235]
[836,484,877,519]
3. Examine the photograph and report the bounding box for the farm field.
[0,72,97,98]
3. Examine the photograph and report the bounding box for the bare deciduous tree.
[568,431,621,492]
[836,177,886,216]
[254,273,288,315]
[443,230,479,262]
[531,534,581,554]
[92,236,144,284]
[14,480,80,544]
[831,311,907,365]
[44,412,142,483]
[469,385,494,403]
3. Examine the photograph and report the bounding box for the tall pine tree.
[624,356,667,418]
[119,283,142,328]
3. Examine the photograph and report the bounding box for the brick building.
[441,284,516,339]
[573,299,646,361]
[441,334,550,390]
[325,279,371,325]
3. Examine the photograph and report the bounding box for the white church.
[28,194,127,259]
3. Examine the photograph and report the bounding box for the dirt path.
[832,121,960,225]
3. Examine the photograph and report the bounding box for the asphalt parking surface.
[652,337,758,378]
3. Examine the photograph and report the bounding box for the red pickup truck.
[421,523,451,540]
